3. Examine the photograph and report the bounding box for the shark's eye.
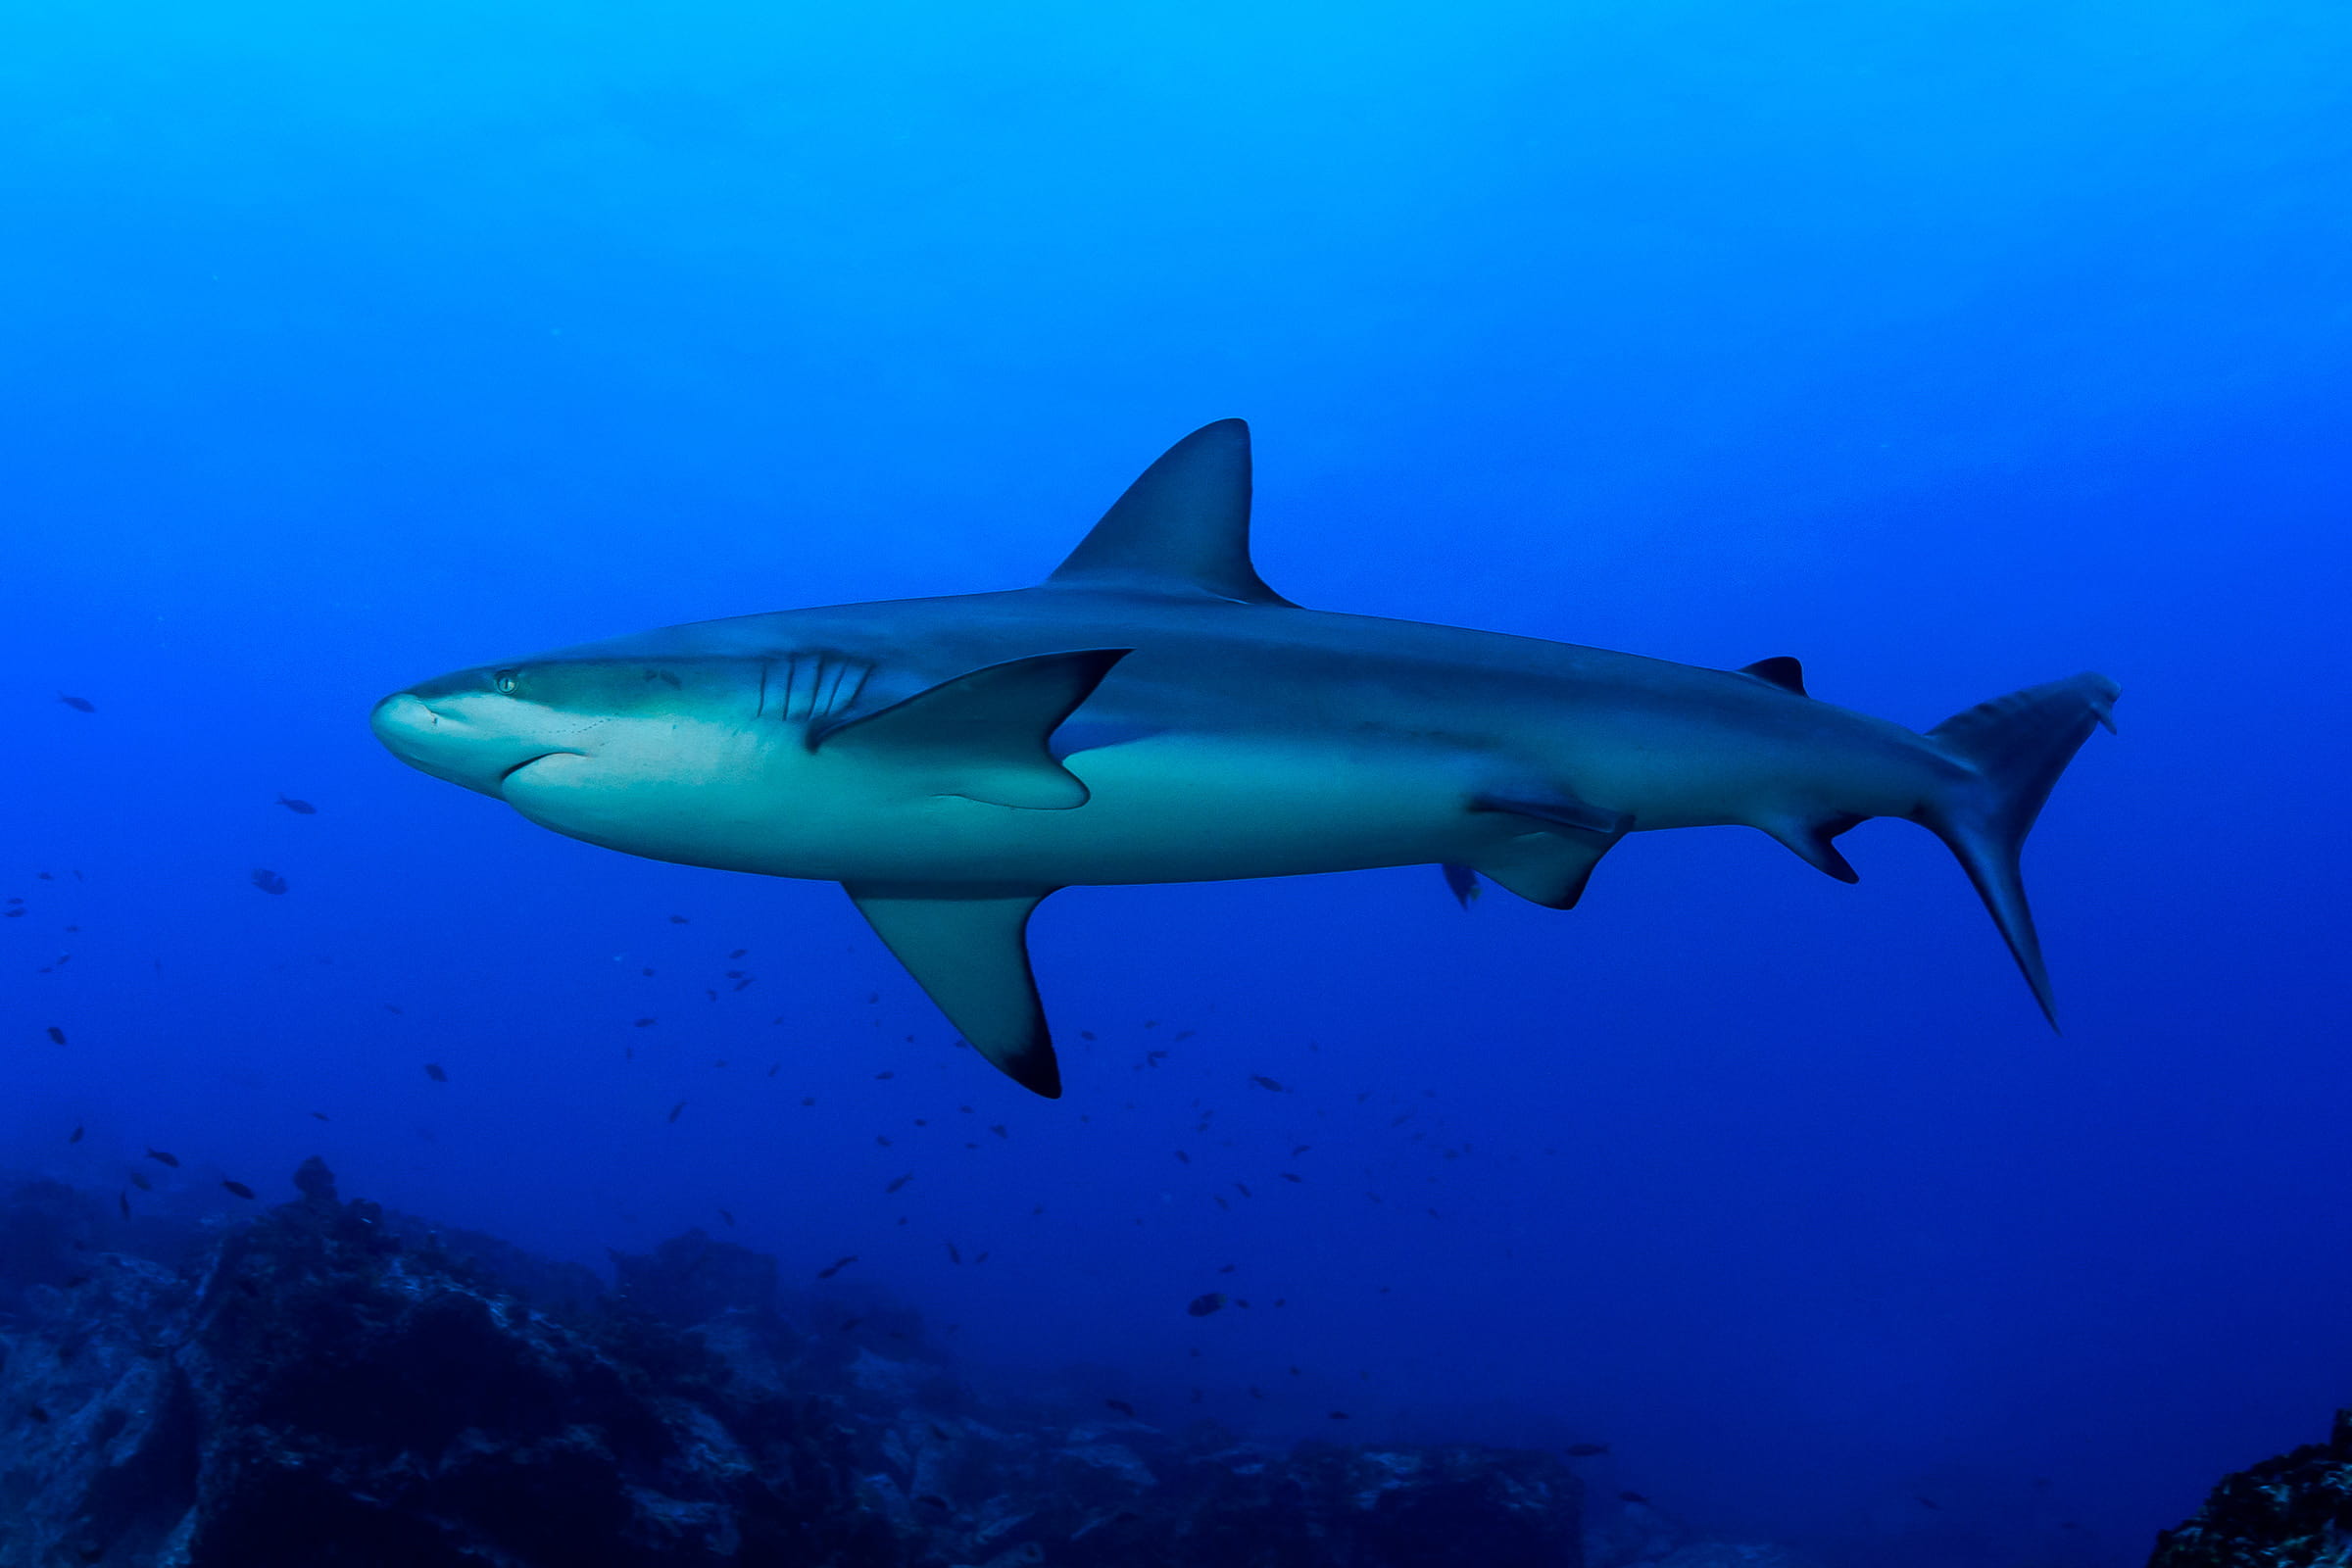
[493,669,520,695]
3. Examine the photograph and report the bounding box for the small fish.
[1234,1182,1251,1198]
[989,1123,1007,1138]
[117,1191,130,1218]
[143,1149,179,1168]
[68,1124,83,1144]
[717,1209,735,1226]
[310,1111,329,1121]
[1564,1443,1609,1458]
[875,1135,892,1146]
[26,1405,49,1424]
[1249,1074,1285,1092]
[1619,1492,1649,1504]
[839,1316,863,1331]
[58,694,95,712]
[128,1170,153,1191]
[221,1180,256,1200]
[1186,1292,1227,1317]
[886,1173,913,1194]
[875,1070,894,1080]
[1173,1150,1191,1164]
[1104,1398,1136,1417]
[423,1062,448,1083]
[1915,1496,1941,1510]
[633,1017,657,1027]
[669,914,690,923]
[666,1102,685,1124]
[46,1026,67,1046]
[1291,1145,1311,1156]
[249,868,289,895]
[815,1254,858,1279]
[1327,1410,1351,1420]
[1217,1263,1237,1273]
[1174,1029,1195,1041]
[274,795,318,814]
[1279,1172,1303,1183]
[1079,1030,1097,1040]
[946,1241,962,1264]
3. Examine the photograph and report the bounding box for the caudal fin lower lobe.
[1922,672,2120,1028]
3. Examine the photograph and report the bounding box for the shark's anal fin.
[1759,813,1863,882]
[1441,862,1481,909]
[810,649,1130,808]
[1737,657,1807,695]
[845,883,1062,1098]
[1046,419,1294,606]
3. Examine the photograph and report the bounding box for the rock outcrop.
[2147,1409,2352,1568]
[0,1167,1584,1567]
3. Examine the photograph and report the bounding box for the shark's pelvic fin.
[1470,790,1634,838]
[1441,862,1481,909]
[810,649,1130,809]
[1470,831,1619,909]
[845,883,1063,1098]
[1920,671,2121,1029]
[1046,419,1295,607]
[1738,656,1808,695]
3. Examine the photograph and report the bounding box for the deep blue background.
[6,3,2349,1562]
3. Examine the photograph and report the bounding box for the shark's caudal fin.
[845,883,1063,1098]
[1046,420,1295,607]
[1921,671,2120,1028]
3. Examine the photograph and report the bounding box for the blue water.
[7,3,2349,1561]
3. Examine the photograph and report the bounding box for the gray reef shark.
[373,420,2118,1097]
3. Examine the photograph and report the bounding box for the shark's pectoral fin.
[845,883,1063,1098]
[1468,833,1618,910]
[810,650,1131,809]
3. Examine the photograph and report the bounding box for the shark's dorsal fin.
[809,649,1129,809]
[844,883,1062,1097]
[1046,419,1294,606]
[1737,657,1807,695]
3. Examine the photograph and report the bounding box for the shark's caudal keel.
[371,419,2119,1097]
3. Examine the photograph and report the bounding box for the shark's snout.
[371,689,560,798]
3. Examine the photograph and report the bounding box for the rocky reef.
[2148,1409,2352,1568]
[0,1164,1587,1566]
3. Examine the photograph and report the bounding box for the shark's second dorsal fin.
[1046,419,1294,607]
[1737,657,1807,695]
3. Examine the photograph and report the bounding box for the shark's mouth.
[497,752,581,787]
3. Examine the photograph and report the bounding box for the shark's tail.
[1919,671,2120,1028]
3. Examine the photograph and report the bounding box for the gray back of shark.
[372,420,2118,1098]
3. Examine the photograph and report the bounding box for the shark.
[371,419,2118,1098]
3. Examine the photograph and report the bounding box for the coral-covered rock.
[2147,1409,2352,1568]
[0,1168,1585,1568]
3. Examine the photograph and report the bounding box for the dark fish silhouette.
[1104,1398,1136,1417]
[1564,1443,1609,1457]
[1186,1292,1227,1317]
[815,1254,858,1279]
[45,1026,66,1046]
[717,1209,735,1226]
[57,694,95,712]
[274,795,318,814]
[221,1180,256,1200]
[1619,1491,1648,1504]
[946,1242,962,1264]
[118,1191,129,1218]
[886,1173,913,1193]
[249,868,289,895]
[128,1170,153,1191]
[143,1149,179,1168]
[68,1125,82,1144]
[1250,1074,1285,1092]
[423,1062,448,1082]
[667,1101,685,1123]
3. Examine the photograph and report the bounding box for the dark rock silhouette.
[0,1170,1584,1567]
[2148,1408,2352,1567]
